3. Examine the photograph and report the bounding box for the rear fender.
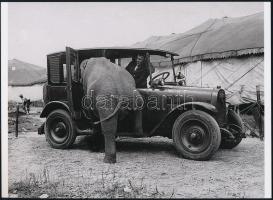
[40,101,70,118]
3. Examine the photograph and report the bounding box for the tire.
[172,110,221,161]
[220,110,244,149]
[44,109,76,149]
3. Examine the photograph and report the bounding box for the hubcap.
[188,126,205,145]
[49,119,68,143]
[180,121,210,153]
[54,122,66,136]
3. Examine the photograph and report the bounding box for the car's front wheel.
[44,109,76,149]
[172,110,221,160]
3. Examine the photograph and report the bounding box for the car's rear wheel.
[172,110,221,160]
[45,109,76,149]
[220,109,244,149]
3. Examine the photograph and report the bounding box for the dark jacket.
[126,61,152,88]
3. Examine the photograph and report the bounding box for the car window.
[120,58,133,69]
[71,64,76,81]
[62,63,77,82]
[63,64,67,82]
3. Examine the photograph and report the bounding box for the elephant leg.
[134,110,144,136]
[100,117,118,163]
[103,134,116,163]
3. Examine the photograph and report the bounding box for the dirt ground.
[8,107,44,133]
[8,112,264,198]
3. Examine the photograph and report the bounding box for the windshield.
[118,55,177,87]
[150,55,177,83]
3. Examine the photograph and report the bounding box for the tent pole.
[171,56,176,83]
[256,85,263,140]
[146,52,152,84]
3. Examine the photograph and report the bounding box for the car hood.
[138,85,220,106]
[160,85,217,92]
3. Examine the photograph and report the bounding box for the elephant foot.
[103,154,116,164]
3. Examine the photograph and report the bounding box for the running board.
[117,132,149,138]
[37,122,94,136]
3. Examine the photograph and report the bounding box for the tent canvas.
[153,54,263,105]
[133,12,264,62]
[8,59,47,86]
[133,12,264,105]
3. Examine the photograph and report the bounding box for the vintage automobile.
[38,47,245,160]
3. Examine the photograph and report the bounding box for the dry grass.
[9,168,62,198]
[9,167,175,198]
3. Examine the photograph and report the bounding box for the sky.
[8,2,264,67]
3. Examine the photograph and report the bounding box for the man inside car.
[126,54,155,88]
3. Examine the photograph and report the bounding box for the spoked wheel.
[45,109,76,149]
[172,110,221,160]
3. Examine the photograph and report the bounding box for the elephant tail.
[93,100,122,125]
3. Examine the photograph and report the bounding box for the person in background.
[126,54,155,88]
[19,94,31,114]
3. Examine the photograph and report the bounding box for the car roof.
[47,47,179,58]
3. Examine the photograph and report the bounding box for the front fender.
[149,102,217,136]
[40,101,70,118]
[173,102,217,113]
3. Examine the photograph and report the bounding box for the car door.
[137,87,169,133]
[65,47,83,119]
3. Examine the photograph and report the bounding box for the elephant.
[80,57,144,163]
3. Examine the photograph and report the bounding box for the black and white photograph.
[1,2,271,198]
